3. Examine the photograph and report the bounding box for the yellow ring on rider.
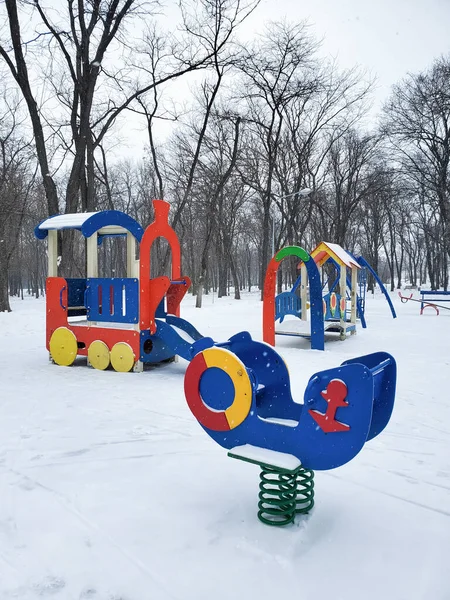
[49,327,78,366]
[110,342,135,373]
[203,347,252,429]
[88,340,110,371]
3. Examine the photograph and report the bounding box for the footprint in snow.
[30,454,44,461]
[79,589,97,598]
[33,576,65,595]
[62,448,90,457]
[17,477,35,491]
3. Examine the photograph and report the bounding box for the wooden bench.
[420,290,450,315]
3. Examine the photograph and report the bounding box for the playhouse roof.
[310,242,361,269]
[34,210,144,242]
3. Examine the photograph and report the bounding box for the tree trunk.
[229,253,241,300]
[2,0,59,218]
[0,250,11,312]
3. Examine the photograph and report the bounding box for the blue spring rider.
[184,329,396,526]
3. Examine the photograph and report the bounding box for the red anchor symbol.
[309,379,350,433]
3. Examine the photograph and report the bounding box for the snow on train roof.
[34,210,144,241]
[38,212,98,230]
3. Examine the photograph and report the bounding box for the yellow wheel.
[49,327,78,366]
[88,340,110,371]
[110,342,135,373]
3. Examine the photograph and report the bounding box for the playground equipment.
[263,242,360,349]
[263,246,325,350]
[184,336,397,525]
[35,200,216,372]
[316,253,397,326]
[263,243,397,350]
[309,242,360,338]
[355,255,397,321]
[398,289,450,315]
[36,203,397,527]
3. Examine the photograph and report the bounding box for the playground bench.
[420,290,450,315]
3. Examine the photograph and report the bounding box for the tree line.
[0,0,449,312]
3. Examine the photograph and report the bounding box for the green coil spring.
[258,464,315,526]
[295,467,315,515]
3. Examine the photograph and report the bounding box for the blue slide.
[140,315,214,363]
[356,256,397,319]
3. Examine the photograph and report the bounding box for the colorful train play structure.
[35,200,397,526]
[35,200,211,372]
[263,243,396,351]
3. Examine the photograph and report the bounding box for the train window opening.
[60,234,86,278]
[98,236,128,279]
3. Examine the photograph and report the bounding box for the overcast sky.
[117,0,450,157]
[247,0,450,110]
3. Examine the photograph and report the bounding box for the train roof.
[34,210,144,242]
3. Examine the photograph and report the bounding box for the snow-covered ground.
[0,289,449,600]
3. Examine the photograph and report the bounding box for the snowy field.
[0,289,449,600]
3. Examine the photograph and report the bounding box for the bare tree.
[383,56,450,271]
[0,0,59,217]
[236,22,320,297]
[313,130,380,247]
[194,115,242,306]
[0,96,35,311]
[0,0,259,272]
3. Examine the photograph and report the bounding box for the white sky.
[2,1,447,167]
[116,0,450,158]
[247,0,450,111]
[3,0,448,160]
